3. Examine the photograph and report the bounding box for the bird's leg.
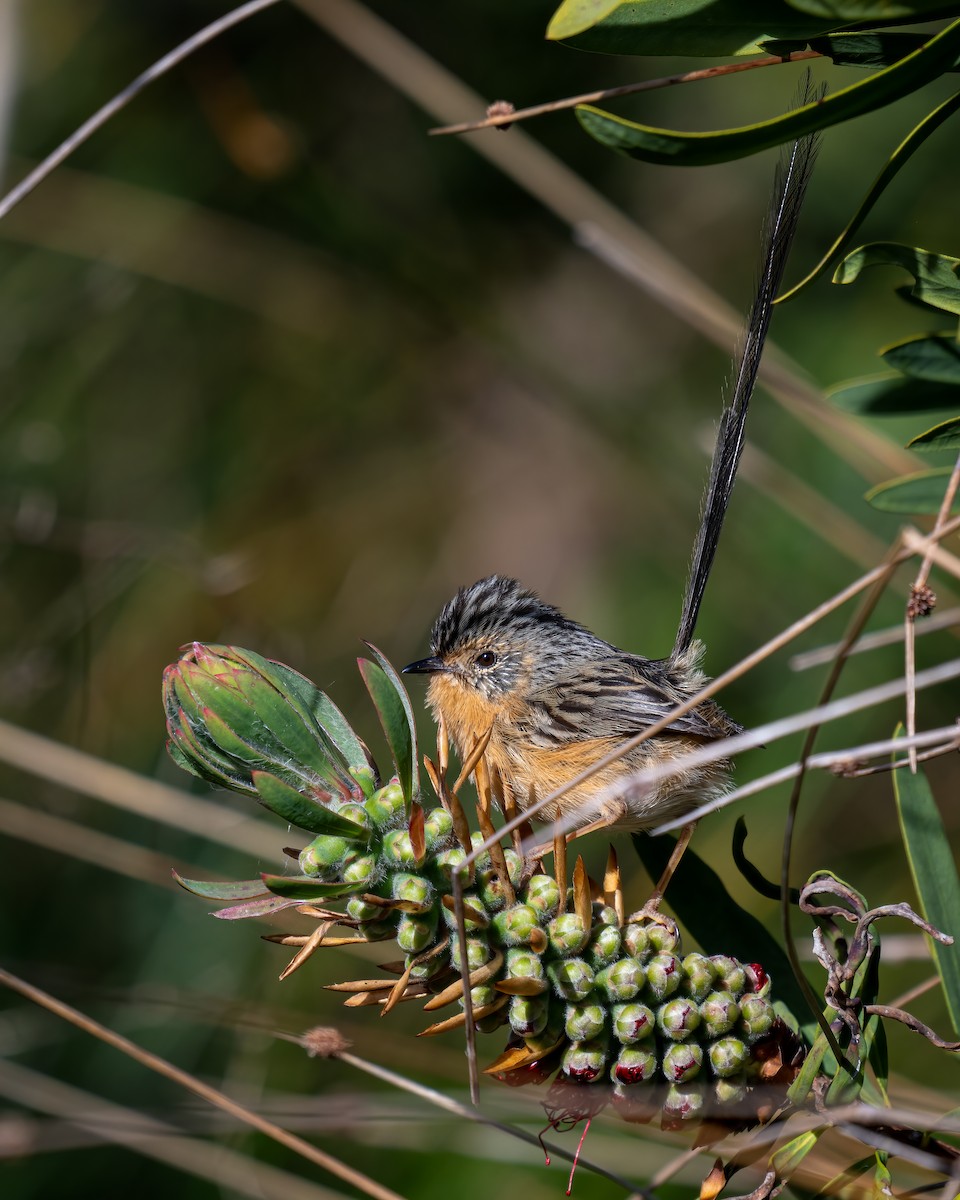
[628,821,698,925]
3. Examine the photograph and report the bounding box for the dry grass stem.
[0,968,407,1200]
[789,606,960,670]
[429,51,823,136]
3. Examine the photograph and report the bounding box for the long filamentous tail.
[672,78,823,660]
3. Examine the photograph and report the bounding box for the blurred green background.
[2,2,959,1197]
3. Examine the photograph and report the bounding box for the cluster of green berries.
[299,777,781,1123]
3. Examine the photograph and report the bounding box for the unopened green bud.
[547,913,590,956]
[646,953,682,1002]
[469,832,492,872]
[406,953,444,981]
[450,934,491,972]
[423,807,454,849]
[565,1001,606,1042]
[397,910,438,953]
[381,829,419,867]
[298,835,350,877]
[433,847,471,886]
[561,1038,608,1084]
[596,956,644,1003]
[346,895,381,923]
[662,1042,703,1084]
[588,925,622,969]
[663,1083,704,1122]
[708,1037,748,1077]
[502,849,523,888]
[714,1074,748,1106]
[622,922,650,961]
[710,955,746,995]
[646,921,681,955]
[699,991,740,1037]
[681,953,718,1001]
[341,853,377,887]
[464,983,498,1009]
[612,1045,658,1085]
[744,963,770,996]
[547,957,595,1002]
[524,1012,565,1056]
[592,903,619,927]
[477,1009,510,1034]
[491,904,539,946]
[504,948,547,991]
[509,994,550,1038]
[334,801,371,830]
[360,918,396,942]
[478,870,508,912]
[739,994,775,1042]
[524,874,561,919]
[612,1002,655,1044]
[348,764,378,799]
[657,997,701,1041]
[364,781,404,826]
[391,873,433,908]
[439,891,487,932]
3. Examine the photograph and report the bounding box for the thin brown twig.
[0,968,407,1200]
[428,51,823,136]
[790,605,960,670]
[0,0,282,223]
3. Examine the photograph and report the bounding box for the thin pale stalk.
[790,605,960,670]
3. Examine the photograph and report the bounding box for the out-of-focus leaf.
[556,0,844,56]
[829,374,960,415]
[893,737,960,1036]
[787,1030,829,1103]
[812,1156,876,1198]
[252,770,370,839]
[547,0,623,41]
[883,332,960,384]
[788,0,956,19]
[834,243,960,314]
[771,1129,822,1177]
[865,467,960,514]
[260,873,358,899]
[575,20,960,164]
[908,416,960,451]
[633,834,812,1036]
[777,92,960,304]
[172,872,269,900]
[804,31,949,68]
[360,642,419,808]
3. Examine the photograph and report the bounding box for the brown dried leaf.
[700,1159,726,1200]
[483,1037,564,1075]
[573,856,591,930]
[422,949,504,1011]
[418,996,507,1037]
[494,977,548,996]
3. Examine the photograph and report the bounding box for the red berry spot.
[564,1065,601,1083]
[615,1064,647,1084]
[747,963,768,992]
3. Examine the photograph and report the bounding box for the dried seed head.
[485,98,516,131]
[301,1026,352,1057]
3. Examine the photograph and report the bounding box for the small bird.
[403,574,739,832]
[404,118,819,841]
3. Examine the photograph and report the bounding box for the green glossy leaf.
[893,736,960,1036]
[908,416,960,452]
[172,871,269,900]
[168,712,257,795]
[632,833,813,1037]
[575,20,960,164]
[547,0,623,41]
[865,467,960,514]
[883,332,960,383]
[165,736,204,780]
[260,872,358,900]
[812,1155,877,1199]
[807,31,960,70]
[834,243,960,314]
[556,0,844,56]
[268,659,374,775]
[788,0,956,19]
[252,770,370,839]
[787,1030,830,1103]
[361,642,419,807]
[829,374,960,415]
[777,92,960,304]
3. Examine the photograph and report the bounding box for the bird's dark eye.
[475,650,497,669]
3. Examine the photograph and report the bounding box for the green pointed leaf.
[771,1129,822,1178]
[829,374,960,415]
[865,467,960,514]
[789,0,956,19]
[805,32,945,69]
[555,0,844,56]
[812,1155,877,1199]
[834,243,960,315]
[360,642,419,807]
[883,332,960,384]
[632,833,813,1037]
[575,20,960,164]
[268,659,375,774]
[172,871,269,900]
[260,872,359,900]
[547,0,623,41]
[165,737,204,780]
[908,416,960,452]
[893,734,960,1036]
[252,770,370,839]
[168,712,257,795]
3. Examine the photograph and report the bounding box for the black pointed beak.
[402,656,448,675]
